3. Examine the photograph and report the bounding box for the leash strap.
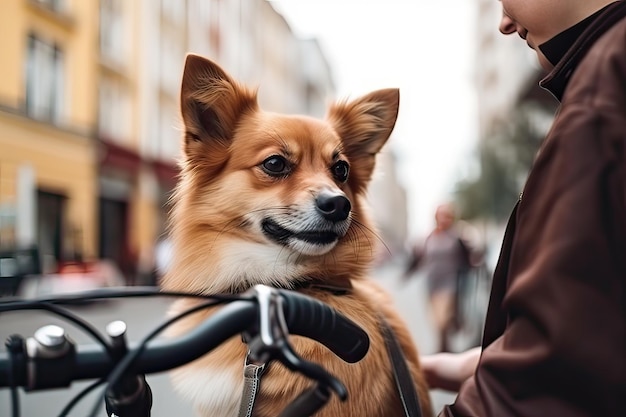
[380,317,423,417]
[237,359,266,417]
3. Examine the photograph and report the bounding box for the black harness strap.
[237,280,423,416]
[380,317,423,417]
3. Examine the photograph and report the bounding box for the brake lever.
[275,338,347,400]
[243,285,347,399]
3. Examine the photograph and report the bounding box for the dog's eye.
[332,161,349,182]
[262,155,290,176]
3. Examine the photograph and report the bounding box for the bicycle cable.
[5,335,20,417]
[0,301,114,357]
[87,384,108,417]
[0,288,243,417]
[56,377,106,417]
[53,291,242,417]
[0,286,244,304]
[102,297,234,405]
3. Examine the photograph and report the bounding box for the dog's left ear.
[179,54,258,170]
[327,89,399,185]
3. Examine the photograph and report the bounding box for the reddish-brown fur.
[161,54,432,417]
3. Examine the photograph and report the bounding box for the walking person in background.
[422,1,626,416]
[405,202,475,353]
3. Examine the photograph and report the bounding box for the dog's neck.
[163,237,357,295]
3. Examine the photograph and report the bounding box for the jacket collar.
[540,1,626,101]
[539,6,608,67]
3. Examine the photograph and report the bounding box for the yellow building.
[0,0,99,272]
[0,0,174,283]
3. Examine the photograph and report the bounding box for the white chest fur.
[172,365,243,416]
[215,241,305,289]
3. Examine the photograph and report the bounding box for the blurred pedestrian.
[422,1,626,416]
[405,202,475,352]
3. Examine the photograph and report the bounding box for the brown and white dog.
[161,54,432,417]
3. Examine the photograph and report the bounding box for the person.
[405,202,476,353]
[422,1,626,416]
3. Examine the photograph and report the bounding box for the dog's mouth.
[262,218,340,246]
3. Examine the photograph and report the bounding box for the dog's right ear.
[179,54,258,166]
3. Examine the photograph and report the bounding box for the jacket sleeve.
[439,82,626,416]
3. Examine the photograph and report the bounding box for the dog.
[160,54,432,417]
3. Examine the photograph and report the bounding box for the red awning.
[153,159,179,187]
[98,139,141,175]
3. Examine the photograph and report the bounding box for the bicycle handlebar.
[0,287,370,390]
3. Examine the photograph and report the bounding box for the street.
[0,261,482,416]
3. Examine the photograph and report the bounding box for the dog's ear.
[179,54,258,167]
[327,88,399,187]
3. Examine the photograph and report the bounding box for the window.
[157,98,180,160]
[160,0,185,25]
[25,34,64,123]
[159,34,185,93]
[33,0,65,14]
[100,0,126,66]
[98,77,131,142]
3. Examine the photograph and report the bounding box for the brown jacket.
[443,3,626,416]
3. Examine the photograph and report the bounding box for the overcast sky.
[269,0,478,237]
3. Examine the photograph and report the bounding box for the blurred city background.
[0,0,560,415]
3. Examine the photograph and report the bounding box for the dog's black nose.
[316,192,351,222]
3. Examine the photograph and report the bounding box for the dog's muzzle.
[262,219,340,246]
[261,190,352,250]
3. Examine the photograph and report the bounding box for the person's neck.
[539,2,616,66]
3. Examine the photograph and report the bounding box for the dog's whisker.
[352,218,389,256]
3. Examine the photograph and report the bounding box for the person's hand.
[420,347,481,392]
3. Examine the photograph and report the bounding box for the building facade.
[0,0,337,282]
[0,0,99,273]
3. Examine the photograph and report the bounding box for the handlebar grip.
[278,290,369,363]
